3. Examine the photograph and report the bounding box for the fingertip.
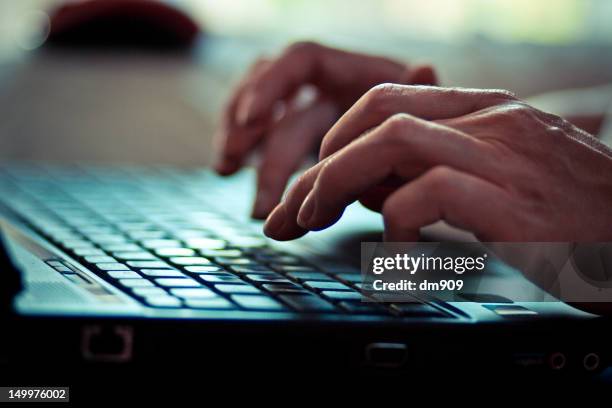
[263,204,286,238]
[263,204,308,241]
[411,64,438,86]
[214,160,240,176]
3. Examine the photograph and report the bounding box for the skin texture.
[214,42,437,219]
[262,84,612,243]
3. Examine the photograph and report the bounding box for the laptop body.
[0,162,609,381]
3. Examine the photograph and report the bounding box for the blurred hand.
[214,42,437,218]
[263,85,612,242]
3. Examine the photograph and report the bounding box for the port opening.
[548,352,566,370]
[583,353,601,372]
[365,342,408,368]
[81,325,134,363]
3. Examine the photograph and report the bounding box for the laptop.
[0,162,609,381]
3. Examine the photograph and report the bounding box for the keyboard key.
[184,298,234,309]
[264,255,302,265]
[200,249,242,258]
[61,239,95,249]
[140,269,185,277]
[95,262,130,271]
[270,264,320,272]
[278,294,337,312]
[119,278,154,288]
[390,303,449,318]
[321,291,362,301]
[215,257,254,265]
[230,236,266,248]
[184,238,226,250]
[286,272,333,281]
[84,255,116,264]
[246,274,291,283]
[116,222,155,231]
[169,257,212,266]
[271,265,316,273]
[90,234,127,244]
[103,243,142,252]
[132,287,167,297]
[142,239,181,249]
[231,265,274,274]
[231,295,284,310]
[354,282,375,291]
[155,248,195,257]
[319,265,361,275]
[184,265,226,274]
[127,261,170,269]
[215,284,260,294]
[144,296,182,308]
[169,288,216,299]
[54,264,73,273]
[113,251,157,260]
[173,229,211,239]
[107,271,141,279]
[199,274,244,284]
[155,278,201,287]
[335,273,363,283]
[127,230,166,240]
[262,283,309,294]
[74,248,106,256]
[304,281,351,291]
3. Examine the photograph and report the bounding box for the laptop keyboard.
[0,164,451,319]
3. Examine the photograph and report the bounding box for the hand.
[214,42,437,219]
[263,85,612,242]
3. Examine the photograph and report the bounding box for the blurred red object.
[47,0,201,49]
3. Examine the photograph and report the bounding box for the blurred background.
[0,0,611,165]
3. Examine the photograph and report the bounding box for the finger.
[252,99,339,219]
[398,63,438,86]
[298,114,496,231]
[382,166,517,241]
[237,41,406,125]
[263,162,323,241]
[319,85,516,160]
[214,58,271,175]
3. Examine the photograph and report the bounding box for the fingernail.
[297,192,316,229]
[263,204,286,237]
[252,190,274,220]
[236,91,255,126]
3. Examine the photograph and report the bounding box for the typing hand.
[214,42,437,219]
[263,85,612,242]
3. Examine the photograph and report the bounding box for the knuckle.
[472,88,518,110]
[424,166,456,193]
[376,114,414,146]
[362,83,401,111]
[486,88,518,101]
[384,113,410,132]
[494,102,540,125]
[316,158,341,192]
